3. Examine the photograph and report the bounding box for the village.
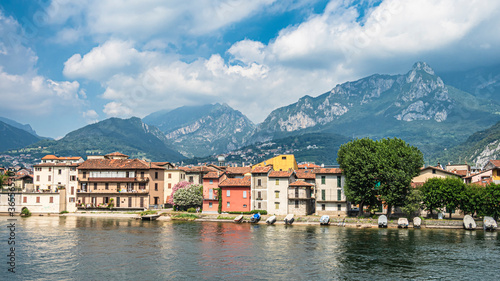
[0,151,498,225]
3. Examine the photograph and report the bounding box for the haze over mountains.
[3,62,500,167]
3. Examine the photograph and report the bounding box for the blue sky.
[1,0,500,138]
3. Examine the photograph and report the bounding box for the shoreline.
[10,211,486,230]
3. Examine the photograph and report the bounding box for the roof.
[269,170,294,178]
[203,171,224,179]
[251,166,272,174]
[105,152,129,157]
[450,170,468,177]
[41,155,82,161]
[298,163,321,169]
[488,160,500,168]
[289,180,314,187]
[226,166,252,175]
[78,159,164,170]
[295,170,316,179]
[219,176,251,187]
[34,163,80,167]
[314,168,342,174]
[420,166,463,177]
[180,166,217,173]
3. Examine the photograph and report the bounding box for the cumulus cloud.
[82,109,99,124]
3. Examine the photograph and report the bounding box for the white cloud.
[103,102,133,118]
[82,109,99,124]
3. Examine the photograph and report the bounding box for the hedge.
[227,210,267,215]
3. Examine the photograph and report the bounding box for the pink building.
[202,171,226,213]
[219,176,251,213]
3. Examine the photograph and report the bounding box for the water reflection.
[1,217,499,280]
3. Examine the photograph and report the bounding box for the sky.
[1,0,500,138]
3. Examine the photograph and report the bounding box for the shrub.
[60,210,69,214]
[21,207,31,217]
[140,210,158,216]
[227,210,267,215]
[171,213,198,220]
[187,207,196,213]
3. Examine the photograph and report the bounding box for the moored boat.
[483,216,497,231]
[234,215,244,223]
[413,217,422,228]
[320,215,330,225]
[463,215,476,230]
[250,213,261,223]
[266,215,277,225]
[378,215,388,228]
[398,218,409,228]
[284,214,294,225]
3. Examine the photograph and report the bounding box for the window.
[257,191,261,199]
[168,173,172,179]
[155,172,158,179]
[83,171,87,179]
[126,172,129,178]
[189,176,194,183]
[275,202,279,209]
[295,188,299,198]
[209,202,213,208]
[322,204,325,211]
[275,191,279,198]
[58,169,62,175]
[36,197,40,203]
[140,197,144,208]
[94,183,97,190]
[155,183,158,191]
[282,156,286,160]
[257,179,262,186]
[209,189,213,200]
[337,176,342,187]
[210,179,213,184]
[243,204,247,208]
[105,183,109,190]
[168,183,172,189]
[35,167,41,172]
[337,189,342,201]
[337,204,342,211]
[258,202,261,209]
[49,167,52,172]
[243,191,247,198]
[69,198,75,203]
[117,183,120,190]
[154,197,159,205]
[322,189,326,201]
[104,197,109,204]
[432,169,436,174]
[81,183,87,192]
[36,175,40,182]
[275,179,279,185]
[23,197,27,203]
[48,175,51,181]
[70,167,76,171]
[227,202,230,208]
[71,186,74,195]
[141,171,145,178]
[117,197,120,207]
[70,176,76,181]
[321,176,326,185]
[139,183,146,190]
[227,190,230,197]
[295,200,299,208]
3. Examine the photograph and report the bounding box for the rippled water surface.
[1,216,500,280]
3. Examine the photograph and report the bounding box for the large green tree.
[376,138,424,217]
[337,138,380,217]
[479,183,500,220]
[421,177,465,217]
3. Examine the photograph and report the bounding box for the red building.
[202,171,226,213]
[219,176,251,213]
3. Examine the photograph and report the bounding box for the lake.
[1,216,500,280]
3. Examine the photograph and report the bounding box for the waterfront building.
[411,165,463,187]
[252,154,299,172]
[250,166,272,211]
[267,170,296,215]
[202,171,226,213]
[314,168,348,216]
[153,162,185,204]
[33,155,84,212]
[180,166,219,185]
[77,152,164,210]
[0,192,63,214]
[464,169,493,185]
[219,176,251,213]
[288,180,314,215]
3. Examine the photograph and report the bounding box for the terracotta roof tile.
[41,155,82,161]
[78,159,163,170]
[226,166,252,175]
[251,166,272,174]
[488,160,500,167]
[289,180,314,187]
[295,170,316,179]
[34,163,80,167]
[219,176,250,187]
[203,171,223,179]
[313,168,342,174]
[106,152,129,157]
[269,170,293,178]
[298,163,321,169]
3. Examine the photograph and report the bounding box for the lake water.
[1,216,500,280]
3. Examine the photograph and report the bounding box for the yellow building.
[252,154,298,172]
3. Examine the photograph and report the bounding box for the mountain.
[252,62,500,158]
[441,121,500,168]
[144,103,256,158]
[13,117,184,162]
[186,133,351,166]
[0,121,41,152]
[439,64,500,100]
[0,116,39,137]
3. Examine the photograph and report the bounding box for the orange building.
[202,171,226,213]
[219,176,251,213]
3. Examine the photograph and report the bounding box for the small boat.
[398,218,409,228]
[141,214,160,221]
[483,216,497,231]
[250,213,261,223]
[234,215,244,223]
[266,215,276,225]
[463,215,476,230]
[284,214,294,225]
[320,215,330,225]
[413,217,422,228]
[378,215,388,228]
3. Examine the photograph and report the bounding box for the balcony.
[204,196,218,201]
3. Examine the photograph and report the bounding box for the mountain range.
[2,61,500,167]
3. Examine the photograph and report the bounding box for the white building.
[314,168,349,216]
[267,170,296,215]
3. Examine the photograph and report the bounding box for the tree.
[376,138,424,218]
[0,174,8,189]
[401,187,423,218]
[168,181,191,205]
[440,177,466,218]
[173,184,203,211]
[461,184,484,216]
[421,178,446,216]
[337,138,379,217]
[479,183,500,220]
[420,177,465,218]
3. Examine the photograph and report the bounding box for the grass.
[171,214,199,220]
[140,210,158,216]
[217,215,237,220]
